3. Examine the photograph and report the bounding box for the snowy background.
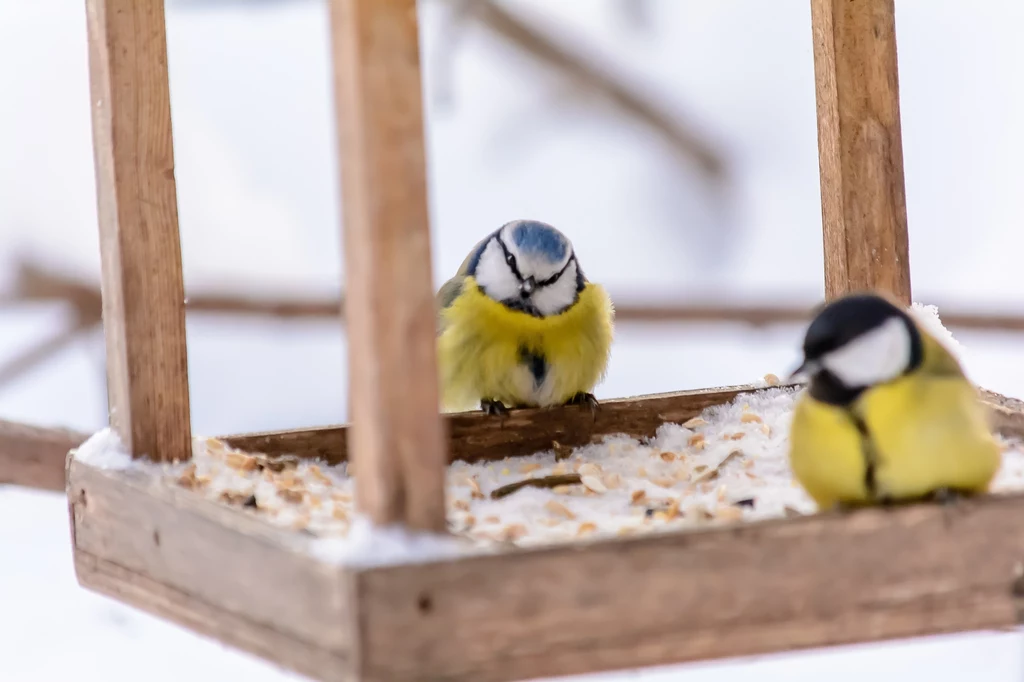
[2,0,1024,679]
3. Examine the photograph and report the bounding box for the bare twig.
[463,0,726,179]
[490,473,583,499]
[0,317,102,388]
[8,259,1024,332]
[0,418,89,491]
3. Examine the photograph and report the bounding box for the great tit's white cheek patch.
[821,317,911,388]
[474,240,519,302]
[532,261,579,316]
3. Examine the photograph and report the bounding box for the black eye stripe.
[496,237,523,281]
[537,256,574,287]
[496,237,575,288]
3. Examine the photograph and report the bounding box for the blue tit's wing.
[435,232,501,334]
[457,233,495,277]
[435,274,465,335]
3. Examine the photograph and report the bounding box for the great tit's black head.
[791,293,923,405]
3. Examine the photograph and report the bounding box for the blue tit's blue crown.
[510,220,568,263]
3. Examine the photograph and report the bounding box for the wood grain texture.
[811,0,911,304]
[329,0,447,532]
[85,0,192,462]
[354,492,1024,681]
[0,420,87,491]
[221,383,769,465]
[68,461,354,679]
[68,388,1024,680]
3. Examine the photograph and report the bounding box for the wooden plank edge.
[67,459,357,676]
[62,385,1024,680]
[2,382,1004,495]
[74,549,351,680]
[350,490,1024,682]
[221,381,793,464]
[219,384,1024,466]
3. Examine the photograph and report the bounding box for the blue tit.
[787,292,1001,509]
[436,219,614,416]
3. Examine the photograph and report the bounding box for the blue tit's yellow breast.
[437,277,614,411]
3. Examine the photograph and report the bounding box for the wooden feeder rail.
[64,0,1024,680]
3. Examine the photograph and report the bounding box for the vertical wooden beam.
[811,0,912,304]
[329,0,448,531]
[85,0,192,462]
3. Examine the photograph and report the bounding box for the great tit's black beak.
[520,277,536,297]
[786,358,817,383]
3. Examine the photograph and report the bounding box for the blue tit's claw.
[566,392,599,420]
[480,399,510,418]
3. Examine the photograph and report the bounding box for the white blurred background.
[1,0,1023,680]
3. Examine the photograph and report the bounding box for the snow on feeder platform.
[66,0,1024,680]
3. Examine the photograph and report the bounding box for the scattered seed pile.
[160,381,1024,552]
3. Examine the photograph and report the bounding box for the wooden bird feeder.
[67,1,1024,680]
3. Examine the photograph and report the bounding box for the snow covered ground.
[2,0,1024,680]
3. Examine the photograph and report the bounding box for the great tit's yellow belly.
[788,395,871,508]
[860,375,1001,500]
[437,280,613,412]
[789,375,1001,509]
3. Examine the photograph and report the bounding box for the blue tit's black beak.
[519,277,536,298]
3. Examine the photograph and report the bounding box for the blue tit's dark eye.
[505,252,515,267]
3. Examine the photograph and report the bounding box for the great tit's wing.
[917,325,967,378]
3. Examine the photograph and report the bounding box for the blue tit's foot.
[566,392,600,417]
[480,399,510,417]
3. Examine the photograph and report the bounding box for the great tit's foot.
[480,399,510,417]
[931,487,964,506]
[930,487,969,528]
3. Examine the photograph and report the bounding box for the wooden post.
[329,0,448,532]
[811,0,912,305]
[85,0,192,462]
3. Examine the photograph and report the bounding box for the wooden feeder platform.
[66,0,1024,680]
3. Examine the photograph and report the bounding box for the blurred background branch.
[434,0,727,181]
[3,255,1024,414]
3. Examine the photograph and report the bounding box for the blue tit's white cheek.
[518,252,571,283]
[472,239,519,302]
[820,317,912,388]
[531,261,579,316]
